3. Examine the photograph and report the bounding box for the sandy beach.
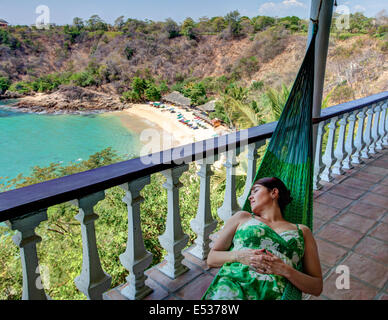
[118,103,230,153]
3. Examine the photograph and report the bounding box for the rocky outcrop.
[8,85,131,114]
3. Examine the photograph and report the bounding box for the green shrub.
[182,82,208,106]
[0,77,11,94]
[250,80,264,91]
[8,82,31,94]
[144,84,161,101]
[70,71,97,87]
[121,90,142,103]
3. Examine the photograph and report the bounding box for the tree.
[0,77,10,94]
[181,17,198,39]
[114,16,125,31]
[210,16,227,32]
[124,46,135,60]
[86,15,108,31]
[265,84,290,121]
[182,82,207,105]
[240,16,254,34]
[164,18,180,39]
[197,16,211,33]
[131,77,147,96]
[72,17,84,30]
[224,10,242,37]
[349,12,373,34]
[145,84,161,101]
[158,81,169,94]
[252,16,275,32]
[64,24,81,44]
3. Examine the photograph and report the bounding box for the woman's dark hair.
[251,177,293,213]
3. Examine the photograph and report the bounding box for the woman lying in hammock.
[202,177,323,300]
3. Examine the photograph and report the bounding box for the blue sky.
[1,0,387,25]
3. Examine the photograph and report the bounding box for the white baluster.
[158,164,190,279]
[370,103,382,154]
[238,141,265,208]
[217,148,241,223]
[342,111,357,170]
[119,176,153,300]
[189,156,218,260]
[375,101,385,150]
[333,114,349,175]
[321,117,338,182]
[70,192,111,300]
[352,107,367,165]
[313,121,326,190]
[379,101,387,148]
[361,105,374,159]
[6,210,50,300]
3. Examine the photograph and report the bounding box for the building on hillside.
[0,19,8,28]
[162,91,191,107]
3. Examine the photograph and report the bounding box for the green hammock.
[241,23,319,300]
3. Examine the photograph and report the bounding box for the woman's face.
[248,184,276,213]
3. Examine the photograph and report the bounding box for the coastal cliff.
[5,85,129,114]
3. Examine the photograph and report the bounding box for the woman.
[202,177,322,300]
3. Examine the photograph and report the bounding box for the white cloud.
[282,0,305,8]
[258,0,307,17]
[353,5,366,13]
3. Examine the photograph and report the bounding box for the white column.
[377,101,387,150]
[333,114,349,175]
[238,141,265,208]
[6,210,50,300]
[70,192,112,300]
[158,164,190,279]
[307,0,335,163]
[361,105,374,159]
[119,176,153,300]
[217,148,241,223]
[342,111,357,170]
[189,156,218,260]
[321,117,338,182]
[352,107,367,164]
[313,121,326,189]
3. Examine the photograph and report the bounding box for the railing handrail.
[317,91,388,122]
[0,91,387,222]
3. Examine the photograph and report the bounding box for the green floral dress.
[202,217,305,300]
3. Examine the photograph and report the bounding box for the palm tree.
[265,84,291,121]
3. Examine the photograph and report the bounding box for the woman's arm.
[207,211,257,268]
[252,225,323,296]
[286,225,323,296]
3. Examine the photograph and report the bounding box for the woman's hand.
[250,250,291,277]
[234,248,267,266]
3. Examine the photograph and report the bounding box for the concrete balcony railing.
[0,91,387,300]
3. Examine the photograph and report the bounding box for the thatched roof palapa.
[197,100,217,113]
[162,91,191,106]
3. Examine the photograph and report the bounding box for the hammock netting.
[241,24,319,300]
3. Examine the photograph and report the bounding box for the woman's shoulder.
[228,211,252,226]
[297,224,314,238]
[234,211,252,219]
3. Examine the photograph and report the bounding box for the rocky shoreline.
[0,85,131,114]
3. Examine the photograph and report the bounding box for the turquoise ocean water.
[0,100,142,185]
